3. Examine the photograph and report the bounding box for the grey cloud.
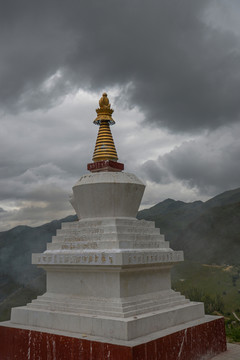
[140,125,240,196]
[0,163,78,230]
[1,0,240,231]
[165,143,240,194]
[0,163,71,201]
[0,1,76,111]
[141,160,170,184]
[1,1,240,132]
[0,97,95,201]
[0,198,73,231]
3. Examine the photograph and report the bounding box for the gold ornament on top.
[92,93,118,162]
[94,92,115,125]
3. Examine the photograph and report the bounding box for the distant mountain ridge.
[0,187,240,320]
[139,187,240,219]
[138,187,240,264]
[204,187,240,208]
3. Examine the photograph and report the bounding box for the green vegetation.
[172,261,240,343]
[225,318,240,343]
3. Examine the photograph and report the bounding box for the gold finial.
[92,93,118,162]
[99,92,110,108]
[94,93,115,125]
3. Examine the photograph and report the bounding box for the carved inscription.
[36,252,116,265]
[35,250,183,266]
[127,251,182,264]
[61,243,98,250]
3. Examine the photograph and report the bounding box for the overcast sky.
[1,0,240,231]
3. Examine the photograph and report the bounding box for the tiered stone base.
[10,217,203,341]
[0,316,226,360]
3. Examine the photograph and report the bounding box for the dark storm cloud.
[0,162,73,201]
[1,0,240,131]
[140,124,240,196]
[0,1,75,111]
[141,160,170,184]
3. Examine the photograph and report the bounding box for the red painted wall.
[0,317,226,360]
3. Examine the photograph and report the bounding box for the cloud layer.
[1,1,240,230]
[140,123,240,198]
[1,1,240,131]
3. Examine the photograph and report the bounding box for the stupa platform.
[0,315,226,360]
[10,217,204,341]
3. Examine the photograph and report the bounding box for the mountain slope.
[179,201,240,264]
[138,187,240,264]
[0,215,77,285]
[204,187,240,209]
[1,187,240,321]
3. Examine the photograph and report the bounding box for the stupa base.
[0,315,226,360]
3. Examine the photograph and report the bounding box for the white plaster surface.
[10,216,205,341]
[70,172,145,219]
[9,172,208,341]
[11,301,204,340]
[32,218,183,267]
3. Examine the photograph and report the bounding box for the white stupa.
[10,93,205,341]
[1,93,225,359]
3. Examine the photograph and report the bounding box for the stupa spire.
[92,93,118,162]
[87,93,124,172]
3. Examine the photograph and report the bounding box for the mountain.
[204,187,240,209]
[178,201,240,264]
[0,215,77,284]
[1,187,240,285]
[0,215,77,320]
[138,198,204,236]
[1,187,240,320]
[138,187,240,264]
